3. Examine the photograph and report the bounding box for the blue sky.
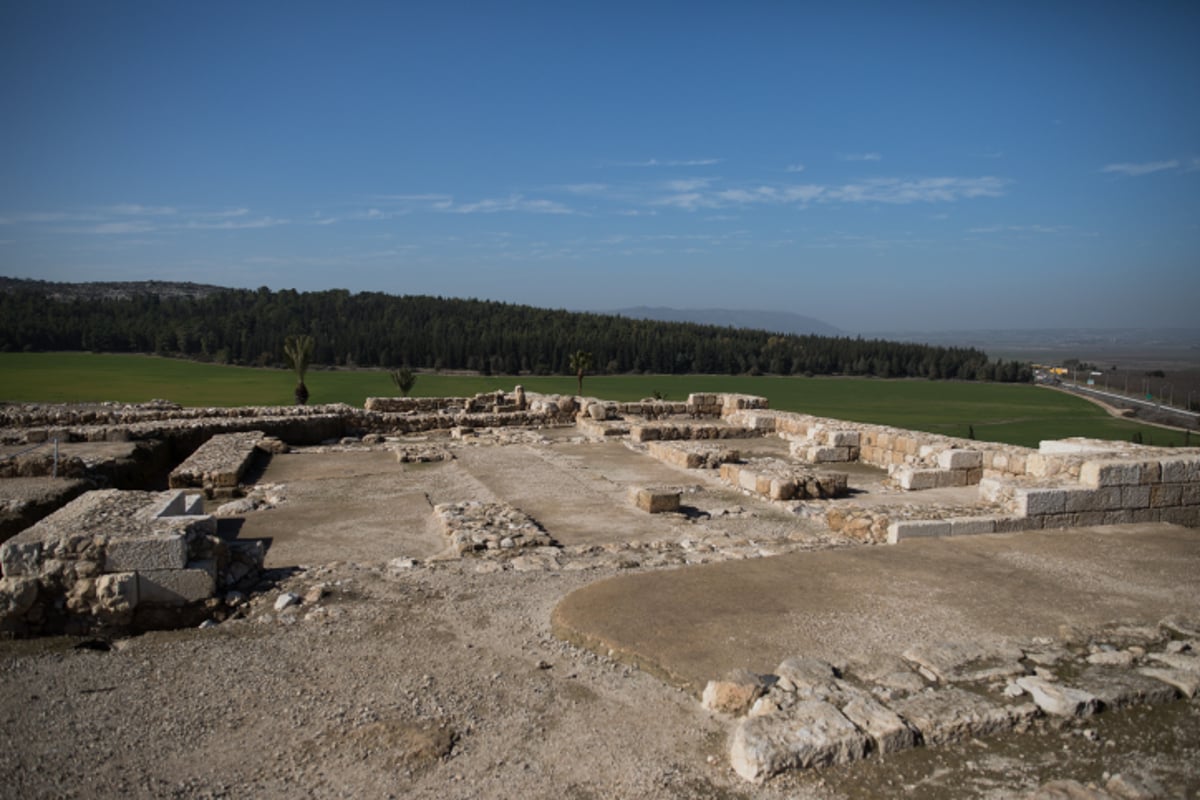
[1,1,1197,331]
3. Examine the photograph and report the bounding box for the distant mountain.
[0,277,225,301]
[613,306,842,337]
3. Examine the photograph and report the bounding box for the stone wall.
[0,489,262,636]
[719,460,849,502]
[168,430,265,493]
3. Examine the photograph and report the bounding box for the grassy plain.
[0,353,1192,448]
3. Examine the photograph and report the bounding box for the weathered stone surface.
[631,488,681,514]
[887,519,952,544]
[1137,667,1199,698]
[1086,650,1136,667]
[840,695,915,755]
[1016,676,1100,717]
[728,700,868,782]
[891,687,1036,746]
[137,567,215,606]
[0,539,42,576]
[938,449,982,470]
[701,668,766,715]
[775,657,837,693]
[1146,651,1200,673]
[104,534,188,572]
[95,571,138,613]
[846,654,927,694]
[1072,666,1179,710]
[0,575,39,616]
[902,641,1026,683]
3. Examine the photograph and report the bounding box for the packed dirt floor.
[2,429,1199,798]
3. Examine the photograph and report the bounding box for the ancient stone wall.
[0,489,262,636]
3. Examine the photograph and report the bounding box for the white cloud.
[664,178,712,192]
[840,152,882,162]
[105,204,178,216]
[826,176,1006,204]
[968,223,1066,235]
[610,158,722,167]
[785,163,805,173]
[561,183,609,194]
[182,216,290,230]
[447,194,572,215]
[1101,160,1180,176]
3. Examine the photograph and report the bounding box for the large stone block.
[1149,484,1183,508]
[729,701,868,782]
[887,520,952,544]
[825,430,860,448]
[1016,676,1099,717]
[896,468,941,491]
[1013,488,1067,517]
[840,695,915,755]
[1121,485,1152,508]
[104,534,188,572]
[0,540,42,577]
[631,488,680,514]
[137,567,215,606]
[1160,457,1200,484]
[95,572,139,613]
[1079,460,1142,488]
[891,687,1036,746]
[949,517,997,536]
[1072,666,1180,710]
[937,449,982,470]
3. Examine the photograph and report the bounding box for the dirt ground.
[1,430,1198,798]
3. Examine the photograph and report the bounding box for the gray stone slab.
[1073,666,1179,710]
[902,641,1026,683]
[0,539,42,576]
[729,700,868,782]
[137,568,214,606]
[891,687,1037,746]
[104,534,187,572]
[1138,667,1199,698]
[841,695,916,755]
[1016,676,1100,717]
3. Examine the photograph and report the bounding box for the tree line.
[0,282,1032,382]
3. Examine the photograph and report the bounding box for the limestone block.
[977,477,1009,504]
[739,470,758,493]
[769,479,796,501]
[1139,461,1162,484]
[949,517,996,536]
[938,449,982,470]
[1149,484,1183,508]
[825,430,860,448]
[1013,488,1067,517]
[1147,652,1200,674]
[104,534,188,572]
[1016,676,1100,717]
[137,567,215,606]
[1138,667,1199,698]
[1072,666,1179,710]
[0,539,42,577]
[1120,485,1151,508]
[1160,506,1200,526]
[0,576,40,617]
[1180,483,1200,505]
[1160,457,1200,484]
[887,520,952,544]
[993,516,1029,533]
[775,657,837,693]
[807,446,850,463]
[896,468,940,491]
[95,572,139,613]
[728,701,868,782]
[840,695,915,755]
[1103,510,1135,525]
[1080,460,1142,488]
[891,687,1036,746]
[631,488,680,514]
[701,668,767,715]
[1070,511,1107,527]
[966,467,983,484]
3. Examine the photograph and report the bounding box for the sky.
[1,1,1197,332]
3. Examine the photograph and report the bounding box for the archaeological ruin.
[1,388,1198,788]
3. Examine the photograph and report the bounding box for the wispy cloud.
[840,152,882,162]
[1101,160,1180,177]
[968,223,1067,235]
[182,216,290,230]
[785,163,806,173]
[609,158,722,167]
[105,203,178,216]
[826,176,1007,204]
[446,194,573,215]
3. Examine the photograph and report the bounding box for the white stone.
[1016,676,1100,717]
[840,695,915,755]
[938,449,982,470]
[887,520,952,544]
[729,700,868,782]
[274,592,301,611]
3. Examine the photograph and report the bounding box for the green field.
[0,353,1192,448]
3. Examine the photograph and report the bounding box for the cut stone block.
[840,695,915,755]
[1079,460,1143,488]
[948,517,997,536]
[807,446,851,463]
[938,449,982,470]
[825,430,860,448]
[104,534,188,572]
[1160,457,1200,484]
[631,488,680,514]
[1016,676,1100,717]
[729,700,868,782]
[0,540,42,577]
[95,572,139,613]
[887,520,952,544]
[1147,652,1200,674]
[137,567,215,606]
[891,687,1036,746]
[902,641,1026,683]
[1073,666,1179,710]
[1013,488,1067,517]
[896,468,941,491]
[775,657,837,693]
[1120,485,1151,508]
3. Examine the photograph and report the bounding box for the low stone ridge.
[630,422,760,443]
[644,441,740,470]
[168,430,266,493]
[719,459,848,502]
[710,624,1199,783]
[0,488,263,635]
[433,501,555,556]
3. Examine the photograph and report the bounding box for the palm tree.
[283,334,315,405]
[389,367,416,397]
[569,349,593,396]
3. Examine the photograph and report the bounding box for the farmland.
[0,352,1192,448]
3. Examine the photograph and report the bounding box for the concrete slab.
[552,524,1200,693]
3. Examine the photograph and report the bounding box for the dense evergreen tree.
[0,280,1032,383]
